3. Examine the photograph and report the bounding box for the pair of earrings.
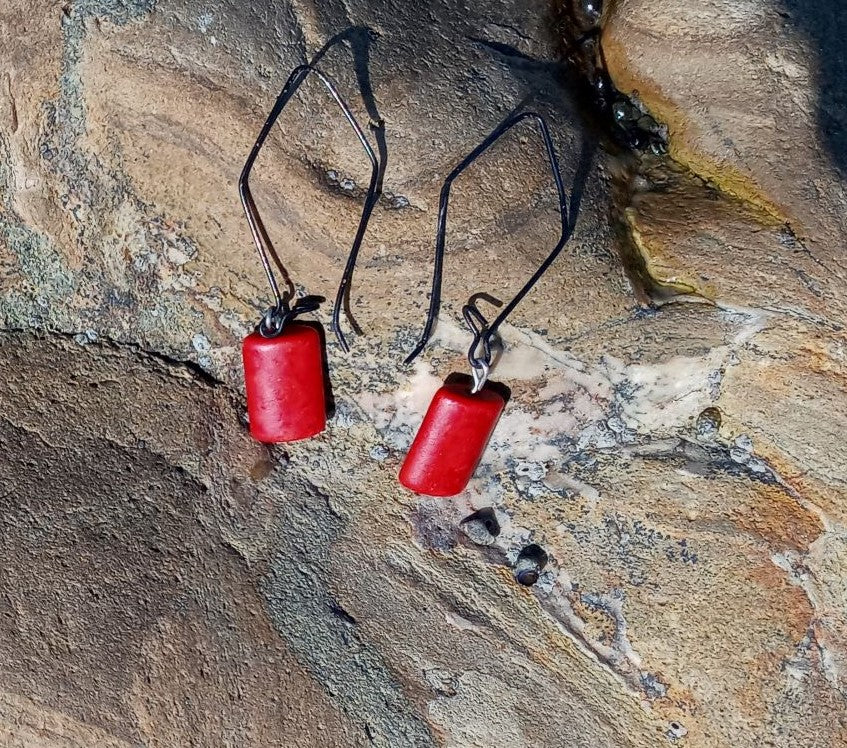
[238,64,570,498]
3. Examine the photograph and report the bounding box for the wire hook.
[404,111,570,386]
[239,64,381,348]
[462,292,503,392]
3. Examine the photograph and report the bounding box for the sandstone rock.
[601,0,847,744]
[0,0,846,745]
[603,0,847,258]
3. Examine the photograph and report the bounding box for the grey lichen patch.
[75,0,156,25]
[322,166,363,197]
[587,513,699,585]
[625,434,784,488]
[261,480,437,748]
[0,8,218,371]
[0,224,76,297]
[0,136,77,329]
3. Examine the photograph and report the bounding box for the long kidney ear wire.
[238,63,381,351]
[404,110,569,389]
[396,110,573,497]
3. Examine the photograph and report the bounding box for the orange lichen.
[731,483,824,551]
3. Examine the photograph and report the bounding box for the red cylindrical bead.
[399,381,506,497]
[242,323,326,443]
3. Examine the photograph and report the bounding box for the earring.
[399,111,570,496]
[238,64,380,443]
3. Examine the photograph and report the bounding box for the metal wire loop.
[239,63,381,349]
[258,295,324,338]
[404,111,570,383]
[259,308,285,338]
[462,292,502,392]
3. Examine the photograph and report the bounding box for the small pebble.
[650,139,668,156]
[514,544,548,586]
[612,100,639,123]
[625,129,647,150]
[636,114,660,133]
[460,508,500,546]
[695,407,721,440]
[573,0,602,30]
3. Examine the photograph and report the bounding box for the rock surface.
[603,0,847,255]
[0,0,846,746]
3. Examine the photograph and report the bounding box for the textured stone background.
[1,0,846,745]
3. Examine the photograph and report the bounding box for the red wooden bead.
[242,323,326,443]
[399,381,506,497]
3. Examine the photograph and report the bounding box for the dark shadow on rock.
[300,319,337,418]
[781,0,847,174]
[245,28,388,338]
[310,26,387,190]
[463,36,599,237]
